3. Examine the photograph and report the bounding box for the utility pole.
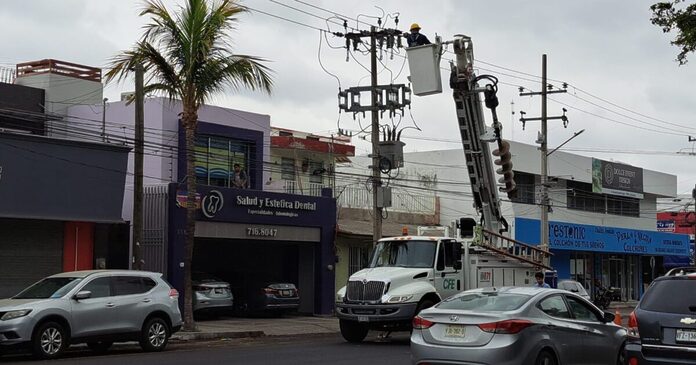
[518,54,568,267]
[336,24,409,244]
[370,26,383,243]
[101,97,108,142]
[132,63,144,271]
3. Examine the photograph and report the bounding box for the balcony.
[281,180,328,197]
[337,185,436,214]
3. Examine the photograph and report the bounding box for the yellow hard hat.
[410,23,421,31]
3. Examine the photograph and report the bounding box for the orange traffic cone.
[614,310,622,326]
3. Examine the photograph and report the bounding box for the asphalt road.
[0,333,412,365]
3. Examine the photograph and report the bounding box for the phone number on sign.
[246,227,278,237]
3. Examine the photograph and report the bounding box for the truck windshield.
[368,240,436,269]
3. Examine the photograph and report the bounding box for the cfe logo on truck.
[443,279,456,289]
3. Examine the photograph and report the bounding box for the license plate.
[444,325,466,338]
[676,329,696,342]
[281,290,291,296]
[358,316,369,323]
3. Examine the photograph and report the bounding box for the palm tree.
[105,0,273,331]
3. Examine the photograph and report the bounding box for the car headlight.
[336,293,345,302]
[386,295,413,303]
[1,309,32,321]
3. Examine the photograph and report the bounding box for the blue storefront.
[166,184,337,315]
[516,217,690,301]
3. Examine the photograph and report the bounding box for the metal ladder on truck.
[448,35,552,270]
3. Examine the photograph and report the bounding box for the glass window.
[309,161,324,184]
[438,293,531,311]
[114,276,145,296]
[437,240,458,270]
[194,135,251,188]
[81,277,112,298]
[538,295,571,318]
[511,171,535,205]
[281,158,295,180]
[567,181,606,214]
[142,278,157,291]
[566,296,601,322]
[368,240,437,269]
[13,277,83,299]
[640,279,696,314]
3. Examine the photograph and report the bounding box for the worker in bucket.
[405,23,431,47]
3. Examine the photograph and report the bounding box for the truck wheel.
[339,319,369,343]
[416,299,436,315]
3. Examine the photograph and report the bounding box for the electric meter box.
[405,44,442,96]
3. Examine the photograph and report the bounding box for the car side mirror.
[603,311,615,323]
[453,259,463,271]
[74,290,92,300]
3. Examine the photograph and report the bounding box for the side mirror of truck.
[452,244,463,270]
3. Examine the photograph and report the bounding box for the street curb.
[171,330,265,341]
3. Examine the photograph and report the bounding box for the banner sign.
[657,220,676,232]
[515,217,690,256]
[592,158,644,198]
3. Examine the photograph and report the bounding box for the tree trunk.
[182,105,198,332]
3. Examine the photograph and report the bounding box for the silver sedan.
[411,287,626,365]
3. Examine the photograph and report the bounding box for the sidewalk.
[171,316,340,341]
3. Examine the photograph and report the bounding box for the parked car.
[0,270,182,359]
[626,273,696,364]
[664,266,696,276]
[411,287,626,365]
[238,282,300,315]
[192,272,234,314]
[557,280,591,301]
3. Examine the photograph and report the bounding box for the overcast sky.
[2,0,696,197]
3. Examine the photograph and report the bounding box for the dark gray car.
[411,287,626,365]
[0,270,182,359]
[626,273,696,364]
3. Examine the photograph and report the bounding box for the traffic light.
[492,140,517,198]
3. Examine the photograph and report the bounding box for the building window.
[194,135,251,188]
[511,171,535,204]
[607,196,640,217]
[567,180,640,217]
[309,161,324,184]
[281,158,295,180]
[349,246,370,276]
[567,181,606,213]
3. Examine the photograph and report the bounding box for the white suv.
[0,270,182,359]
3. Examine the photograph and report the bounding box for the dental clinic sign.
[592,158,644,198]
[516,218,690,256]
[236,195,317,218]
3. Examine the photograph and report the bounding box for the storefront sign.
[516,217,690,256]
[592,158,644,198]
[657,220,676,232]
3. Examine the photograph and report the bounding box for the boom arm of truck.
[448,35,515,240]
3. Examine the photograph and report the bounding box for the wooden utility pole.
[132,63,144,271]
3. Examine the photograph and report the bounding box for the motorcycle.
[593,286,612,310]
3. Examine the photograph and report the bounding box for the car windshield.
[13,277,83,299]
[640,279,696,314]
[368,240,436,269]
[437,292,531,312]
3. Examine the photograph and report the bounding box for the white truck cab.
[335,229,535,342]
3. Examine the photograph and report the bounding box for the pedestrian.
[232,163,248,188]
[405,23,431,47]
[533,272,550,288]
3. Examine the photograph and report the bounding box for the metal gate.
[143,185,169,277]
[0,219,63,298]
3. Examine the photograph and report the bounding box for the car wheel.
[535,350,557,365]
[32,321,67,359]
[416,299,436,315]
[339,319,369,343]
[139,317,170,352]
[87,341,113,353]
